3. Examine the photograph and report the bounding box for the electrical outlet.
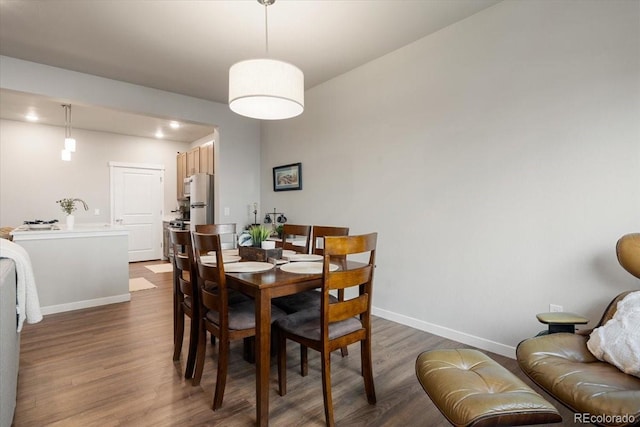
[224,207,230,216]
[94,208,100,216]
[549,304,563,313]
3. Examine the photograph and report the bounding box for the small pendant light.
[62,104,76,159]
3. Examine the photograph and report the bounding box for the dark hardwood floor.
[13,261,579,426]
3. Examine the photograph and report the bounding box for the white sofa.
[0,258,19,427]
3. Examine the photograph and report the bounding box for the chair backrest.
[169,228,195,299]
[280,224,311,254]
[195,223,237,249]
[595,233,640,327]
[617,233,640,280]
[311,225,349,255]
[321,233,377,334]
[192,231,229,330]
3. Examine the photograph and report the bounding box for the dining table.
[224,258,357,426]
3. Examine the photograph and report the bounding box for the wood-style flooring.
[13,261,578,426]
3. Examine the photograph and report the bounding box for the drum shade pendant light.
[229,0,304,120]
[61,104,76,161]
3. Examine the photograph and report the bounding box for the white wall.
[261,0,640,356]
[0,56,262,231]
[0,119,188,225]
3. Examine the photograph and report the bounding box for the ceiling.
[0,0,500,141]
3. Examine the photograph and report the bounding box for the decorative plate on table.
[282,249,297,256]
[280,262,339,275]
[224,262,275,273]
[201,254,242,265]
[285,253,323,262]
[223,249,239,256]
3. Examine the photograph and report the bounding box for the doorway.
[109,162,164,262]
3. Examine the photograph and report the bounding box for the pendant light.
[228,0,304,120]
[61,104,76,161]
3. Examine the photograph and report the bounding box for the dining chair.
[195,223,237,250]
[194,224,251,355]
[273,225,351,366]
[169,228,198,380]
[278,224,311,254]
[191,231,287,410]
[311,225,349,256]
[275,232,378,427]
[312,226,350,320]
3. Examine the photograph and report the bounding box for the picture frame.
[273,162,302,192]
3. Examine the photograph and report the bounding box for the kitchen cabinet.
[187,147,200,176]
[177,142,214,199]
[177,152,187,199]
[199,142,214,175]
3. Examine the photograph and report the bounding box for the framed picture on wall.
[273,162,302,191]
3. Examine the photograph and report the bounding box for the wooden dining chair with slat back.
[195,223,254,354]
[191,231,287,410]
[195,223,237,250]
[273,225,350,372]
[195,223,249,306]
[275,233,378,427]
[279,224,311,254]
[311,225,349,256]
[170,228,198,380]
[312,226,350,327]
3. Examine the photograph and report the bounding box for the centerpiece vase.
[66,214,75,229]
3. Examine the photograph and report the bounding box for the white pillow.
[587,291,640,378]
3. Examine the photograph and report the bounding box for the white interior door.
[110,162,164,262]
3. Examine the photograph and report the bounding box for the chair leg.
[337,289,348,358]
[184,314,198,379]
[173,310,184,361]
[360,339,376,404]
[192,319,207,386]
[210,333,216,346]
[277,331,287,396]
[300,345,308,377]
[212,337,229,410]
[320,350,335,427]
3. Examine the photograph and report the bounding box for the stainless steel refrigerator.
[189,173,214,230]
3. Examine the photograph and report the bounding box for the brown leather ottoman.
[415,349,561,426]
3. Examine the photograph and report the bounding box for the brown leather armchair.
[516,233,640,426]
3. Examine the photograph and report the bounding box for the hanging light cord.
[264,1,269,55]
[63,104,72,138]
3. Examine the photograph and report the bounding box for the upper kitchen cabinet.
[177,141,214,199]
[186,146,200,176]
[199,142,214,175]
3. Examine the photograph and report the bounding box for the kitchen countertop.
[11,223,128,241]
[12,223,130,315]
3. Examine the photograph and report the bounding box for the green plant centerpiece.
[239,224,281,261]
[57,198,89,215]
[275,224,284,239]
[249,224,272,247]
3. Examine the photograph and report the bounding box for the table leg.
[255,290,271,426]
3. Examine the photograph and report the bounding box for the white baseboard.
[40,294,131,315]
[372,306,516,359]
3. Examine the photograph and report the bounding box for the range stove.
[169,219,189,230]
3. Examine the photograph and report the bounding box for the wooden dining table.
[224,264,323,427]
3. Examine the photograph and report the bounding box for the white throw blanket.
[0,239,43,332]
[587,291,640,377]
